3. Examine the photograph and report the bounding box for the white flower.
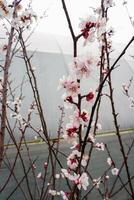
[11,8,37,29]
[63,122,78,142]
[81,155,89,167]
[61,169,74,181]
[19,9,37,27]
[69,108,89,128]
[95,142,105,151]
[58,75,80,97]
[107,157,112,166]
[48,189,57,196]
[67,150,81,170]
[37,172,42,179]
[70,55,96,79]
[74,172,89,190]
[79,15,97,45]
[111,168,119,176]
[61,169,69,178]
[55,174,60,179]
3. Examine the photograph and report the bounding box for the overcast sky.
[27,0,134,44]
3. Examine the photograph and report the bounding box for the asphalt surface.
[0,132,134,200]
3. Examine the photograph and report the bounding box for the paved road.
[0,132,134,200]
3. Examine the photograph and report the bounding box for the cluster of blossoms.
[58,55,97,101]
[10,98,37,131]
[10,97,22,119]
[61,169,89,191]
[79,14,106,45]
[0,0,37,29]
[79,0,115,47]
[55,1,117,199]
[10,97,27,129]
[56,8,112,198]
[28,101,37,115]
[12,8,37,29]
[57,55,97,197]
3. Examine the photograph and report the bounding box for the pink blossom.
[79,15,97,44]
[61,169,74,181]
[63,123,78,141]
[95,142,105,151]
[80,109,90,122]
[69,108,89,127]
[67,150,81,170]
[58,75,80,97]
[81,155,89,167]
[70,56,95,78]
[74,172,89,190]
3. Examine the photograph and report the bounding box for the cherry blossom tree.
[0,0,134,200]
